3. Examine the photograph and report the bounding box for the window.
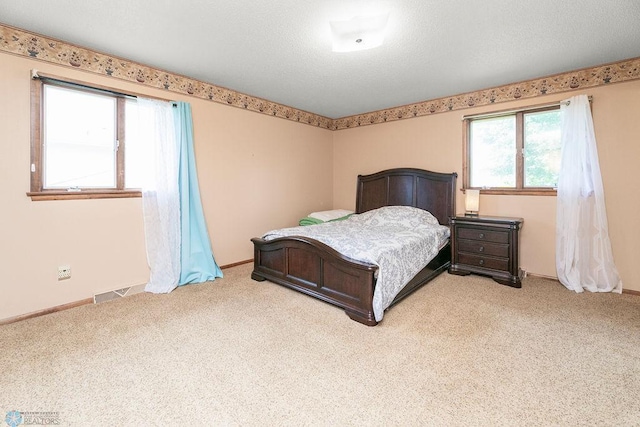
[30,74,143,200]
[463,105,561,195]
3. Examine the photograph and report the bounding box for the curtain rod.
[31,69,137,100]
[462,95,593,121]
[559,95,593,106]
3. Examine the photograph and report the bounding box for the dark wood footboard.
[251,237,451,325]
[251,236,380,325]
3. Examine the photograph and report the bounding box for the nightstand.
[449,215,524,288]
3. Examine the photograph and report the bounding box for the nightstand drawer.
[458,253,509,272]
[458,239,509,258]
[458,227,509,244]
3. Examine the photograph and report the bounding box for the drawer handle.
[479,259,485,266]
[479,246,484,252]
[478,233,485,239]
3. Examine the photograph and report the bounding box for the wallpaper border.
[333,56,640,130]
[0,24,333,129]
[2,23,639,131]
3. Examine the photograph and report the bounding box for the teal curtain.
[174,102,223,285]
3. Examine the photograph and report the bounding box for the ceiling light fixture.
[330,12,389,53]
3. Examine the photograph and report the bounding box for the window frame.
[29,73,141,201]
[462,103,561,196]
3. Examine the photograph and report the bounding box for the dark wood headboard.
[355,168,457,225]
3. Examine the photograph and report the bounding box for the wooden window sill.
[27,190,142,201]
[461,188,557,196]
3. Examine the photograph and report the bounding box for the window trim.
[462,102,562,196]
[28,72,169,201]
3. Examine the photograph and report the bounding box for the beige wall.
[0,53,333,321]
[333,80,640,291]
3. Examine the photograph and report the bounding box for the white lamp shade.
[465,189,480,213]
[330,13,389,53]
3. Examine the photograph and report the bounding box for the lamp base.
[464,211,478,217]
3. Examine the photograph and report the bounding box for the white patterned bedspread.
[262,206,450,321]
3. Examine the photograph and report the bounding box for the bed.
[251,168,457,325]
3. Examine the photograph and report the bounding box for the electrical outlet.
[58,266,71,281]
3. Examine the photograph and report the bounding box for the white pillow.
[308,209,354,222]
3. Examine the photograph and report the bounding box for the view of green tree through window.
[465,105,561,194]
[469,116,516,188]
[524,110,561,187]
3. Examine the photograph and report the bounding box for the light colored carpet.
[1,264,639,426]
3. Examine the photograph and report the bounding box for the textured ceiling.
[1,1,640,119]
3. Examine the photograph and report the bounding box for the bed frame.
[251,168,457,325]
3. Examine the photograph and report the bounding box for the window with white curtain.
[30,74,147,200]
[464,105,561,195]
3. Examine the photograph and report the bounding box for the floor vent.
[94,284,145,304]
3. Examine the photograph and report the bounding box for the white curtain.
[129,98,181,293]
[556,94,622,293]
